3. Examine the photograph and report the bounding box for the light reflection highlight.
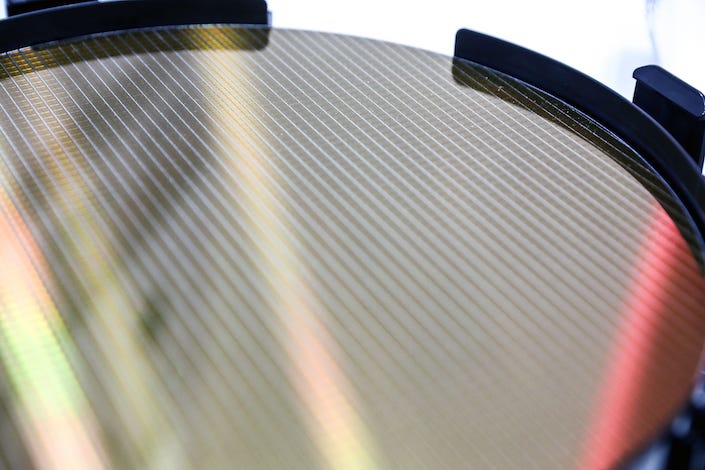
[222,81,379,470]
[0,183,105,470]
[580,203,705,470]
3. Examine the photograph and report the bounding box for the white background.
[268,0,705,99]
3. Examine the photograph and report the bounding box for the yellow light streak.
[196,32,380,467]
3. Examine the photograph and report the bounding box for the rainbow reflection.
[0,180,105,470]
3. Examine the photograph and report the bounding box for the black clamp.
[0,0,270,53]
[6,0,91,16]
[633,66,705,171]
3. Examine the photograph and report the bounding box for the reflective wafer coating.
[0,25,704,469]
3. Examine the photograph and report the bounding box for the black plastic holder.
[0,0,269,53]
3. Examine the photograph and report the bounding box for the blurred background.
[0,0,701,99]
[268,0,705,100]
